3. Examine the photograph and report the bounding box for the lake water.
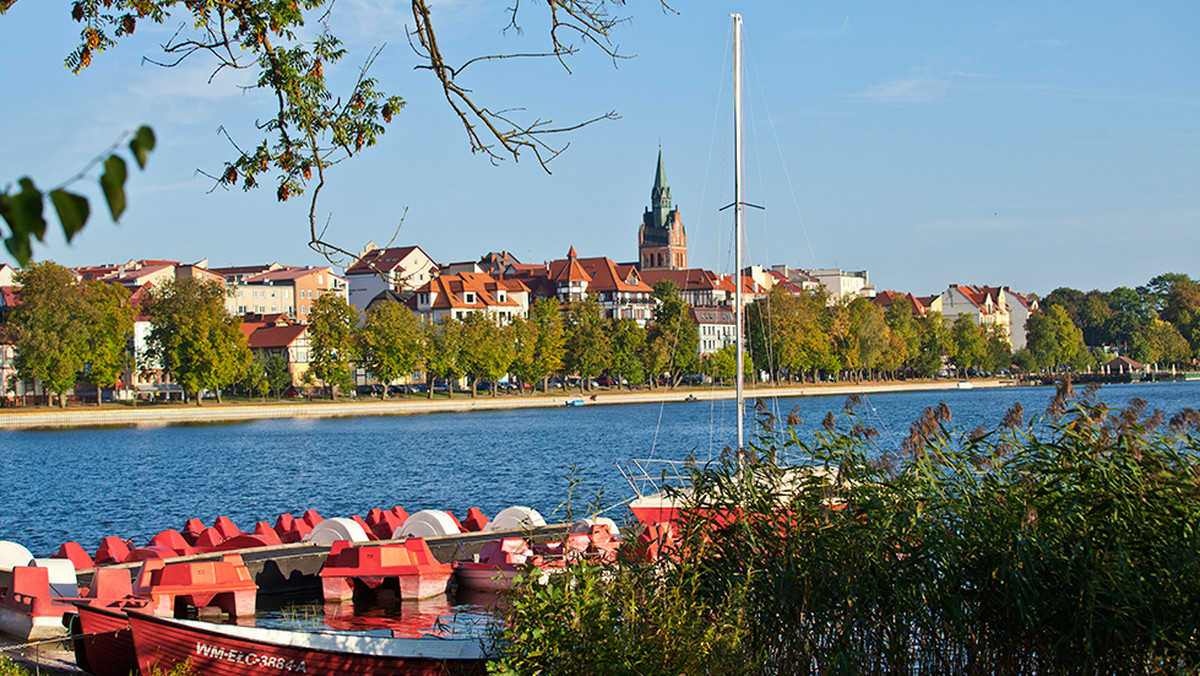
[3,380,1198,558]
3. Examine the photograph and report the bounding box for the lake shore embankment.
[0,379,1021,431]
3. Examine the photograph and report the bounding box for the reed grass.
[488,381,1200,675]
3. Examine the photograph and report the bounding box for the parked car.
[355,384,384,396]
[386,384,405,396]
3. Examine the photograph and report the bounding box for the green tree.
[145,277,251,405]
[529,298,565,392]
[1131,319,1192,367]
[951,315,985,378]
[645,281,699,388]
[745,286,832,384]
[1138,272,1194,316]
[846,297,889,380]
[307,292,359,399]
[1103,286,1152,351]
[241,351,271,401]
[1159,277,1200,357]
[1043,287,1085,326]
[565,297,610,392]
[913,311,956,378]
[11,261,91,407]
[608,317,645,389]
[883,302,921,375]
[1078,291,1115,346]
[424,315,464,398]
[982,324,1013,373]
[80,279,135,403]
[265,352,292,397]
[359,302,424,393]
[1026,305,1087,373]
[508,315,538,394]
[459,313,514,397]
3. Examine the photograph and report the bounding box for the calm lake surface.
[4,380,1200,558]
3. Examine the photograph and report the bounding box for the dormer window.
[465,292,476,304]
[498,291,506,302]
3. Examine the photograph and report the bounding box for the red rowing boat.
[69,603,142,676]
[126,609,488,675]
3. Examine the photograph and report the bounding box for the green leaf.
[130,125,156,169]
[100,155,128,221]
[1,178,48,267]
[49,189,90,242]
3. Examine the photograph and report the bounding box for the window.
[465,292,476,304]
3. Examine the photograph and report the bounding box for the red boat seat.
[301,509,323,528]
[52,541,94,570]
[252,522,283,545]
[94,536,131,566]
[181,518,206,545]
[350,515,379,541]
[192,527,227,550]
[460,507,490,532]
[149,529,198,557]
[125,547,177,563]
[213,516,242,540]
[85,567,133,599]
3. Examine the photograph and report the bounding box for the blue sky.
[2,1,1197,296]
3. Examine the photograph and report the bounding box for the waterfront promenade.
[0,379,1015,431]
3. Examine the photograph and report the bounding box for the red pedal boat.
[126,609,488,675]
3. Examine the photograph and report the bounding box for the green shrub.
[0,657,30,676]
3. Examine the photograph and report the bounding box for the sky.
[1,1,1197,296]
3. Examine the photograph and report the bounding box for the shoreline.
[0,379,1022,431]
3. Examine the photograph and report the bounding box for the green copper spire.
[650,150,672,228]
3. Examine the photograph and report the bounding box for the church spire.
[650,150,672,227]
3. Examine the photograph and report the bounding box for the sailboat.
[624,13,751,528]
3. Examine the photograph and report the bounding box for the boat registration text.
[195,641,309,672]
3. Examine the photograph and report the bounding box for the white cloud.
[853,75,949,104]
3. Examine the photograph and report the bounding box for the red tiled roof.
[689,306,736,325]
[717,274,764,295]
[640,268,723,292]
[872,290,928,316]
[247,266,338,283]
[575,257,653,294]
[247,325,308,349]
[417,272,525,311]
[1,286,19,307]
[345,246,430,275]
[210,263,282,277]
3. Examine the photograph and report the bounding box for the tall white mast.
[732,13,745,454]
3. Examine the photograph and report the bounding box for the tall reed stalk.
[489,382,1200,675]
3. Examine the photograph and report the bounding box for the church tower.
[638,150,687,270]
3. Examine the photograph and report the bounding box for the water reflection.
[2,381,1199,556]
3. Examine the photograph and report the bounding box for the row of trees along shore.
[7,262,1200,406]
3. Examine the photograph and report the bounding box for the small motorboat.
[126,609,488,675]
[564,399,586,407]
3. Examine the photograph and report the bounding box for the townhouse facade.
[691,306,738,355]
[414,271,529,323]
[506,247,657,326]
[930,284,1038,349]
[345,244,439,312]
[222,266,347,322]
